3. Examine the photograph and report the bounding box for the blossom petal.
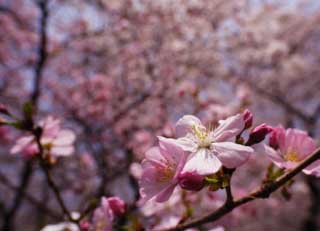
[212,114,244,142]
[10,136,34,154]
[158,136,187,177]
[182,149,222,175]
[155,184,177,202]
[175,115,204,137]
[51,146,74,156]
[52,130,76,146]
[158,136,198,153]
[303,160,320,177]
[213,142,253,168]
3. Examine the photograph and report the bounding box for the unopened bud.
[242,109,253,130]
[178,172,205,191]
[80,221,90,231]
[246,124,273,146]
[107,197,126,217]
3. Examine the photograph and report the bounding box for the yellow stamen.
[284,151,299,162]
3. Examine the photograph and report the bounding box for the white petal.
[52,130,76,146]
[212,114,244,142]
[158,136,198,153]
[51,146,74,156]
[213,142,253,168]
[175,115,204,137]
[182,149,222,175]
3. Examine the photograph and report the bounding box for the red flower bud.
[178,172,205,191]
[107,197,126,217]
[243,109,253,130]
[246,124,273,146]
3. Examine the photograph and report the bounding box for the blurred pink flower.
[257,127,317,172]
[163,114,253,175]
[10,116,76,158]
[40,222,79,231]
[91,196,126,231]
[139,137,187,203]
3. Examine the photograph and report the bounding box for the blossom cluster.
[139,110,318,203]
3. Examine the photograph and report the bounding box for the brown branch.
[0,170,62,220]
[160,147,320,231]
[1,160,33,231]
[31,0,49,105]
[33,129,74,222]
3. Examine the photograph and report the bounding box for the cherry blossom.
[258,126,317,172]
[10,116,76,158]
[163,114,253,175]
[139,136,187,203]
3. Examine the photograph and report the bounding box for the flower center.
[284,151,299,162]
[158,166,175,182]
[192,125,212,148]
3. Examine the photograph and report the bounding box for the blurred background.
[0,0,320,230]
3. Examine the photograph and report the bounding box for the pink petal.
[155,184,177,202]
[182,149,222,175]
[213,142,253,168]
[175,115,204,137]
[254,143,285,168]
[158,136,198,153]
[158,137,184,163]
[145,147,165,164]
[212,114,244,142]
[303,160,320,176]
[10,136,34,154]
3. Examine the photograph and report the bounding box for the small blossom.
[139,137,187,203]
[257,127,317,173]
[163,113,253,175]
[10,116,76,158]
[91,196,126,231]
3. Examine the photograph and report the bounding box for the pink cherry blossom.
[258,126,317,172]
[163,114,253,175]
[10,116,76,158]
[139,136,187,203]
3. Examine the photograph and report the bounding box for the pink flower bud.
[80,221,90,231]
[247,124,273,146]
[242,109,253,130]
[178,172,205,191]
[107,197,126,217]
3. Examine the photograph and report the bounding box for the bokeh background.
[0,0,320,230]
